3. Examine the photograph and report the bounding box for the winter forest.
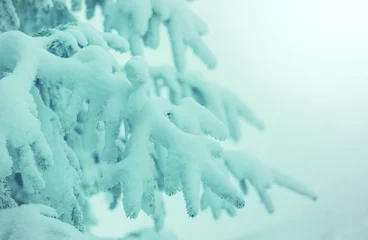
[0,0,367,239]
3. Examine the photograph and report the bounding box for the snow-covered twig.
[224,151,318,214]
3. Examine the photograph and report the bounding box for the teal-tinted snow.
[170,98,228,140]
[0,204,106,240]
[224,151,318,214]
[0,28,127,234]
[149,66,181,100]
[0,32,53,194]
[151,191,166,231]
[0,26,138,238]
[0,134,12,179]
[161,98,243,216]
[91,57,244,219]
[2,0,215,72]
[0,23,241,234]
[66,23,130,54]
[200,188,236,220]
[1,0,76,34]
[121,228,178,240]
[71,0,82,11]
[0,134,16,210]
[0,179,17,210]
[103,0,216,71]
[147,0,217,71]
[104,0,152,55]
[85,0,100,19]
[17,87,87,232]
[103,32,130,53]
[0,15,318,240]
[36,22,130,59]
[148,66,264,141]
[0,0,20,31]
[199,154,237,220]
[178,71,265,140]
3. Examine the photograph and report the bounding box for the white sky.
[84,1,368,239]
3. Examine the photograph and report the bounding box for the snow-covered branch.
[0,0,318,237]
[224,151,318,214]
[0,24,245,237]
[149,67,265,141]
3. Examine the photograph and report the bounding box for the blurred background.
[85,0,368,239]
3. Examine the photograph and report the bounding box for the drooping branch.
[224,151,318,214]
[149,67,265,141]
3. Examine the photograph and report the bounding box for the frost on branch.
[36,22,129,59]
[0,24,245,238]
[0,179,17,210]
[149,67,265,141]
[18,87,86,231]
[103,0,216,71]
[0,134,12,179]
[0,204,102,240]
[0,33,53,193]
[146,0,217,71]
[0,0,20,31]
[224,151,318,214]
[0,134,15,210]
[178,71,265,140]
[0,7,318,237]
[199,156,236,219]
[103,0,152,56]
[0,0,76,34]
[200,187,236,219]
[4,0,215,71]
[0,26,129,233]
[95,57,244,220]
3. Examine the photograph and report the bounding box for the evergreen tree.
[0,1,317,239]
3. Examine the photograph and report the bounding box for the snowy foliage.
[1,0,215,71]
[0,0,76,33]
[224,151,317,214]
[149,68,265,141]
[0,204,100,240]
[0,1,317,240]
